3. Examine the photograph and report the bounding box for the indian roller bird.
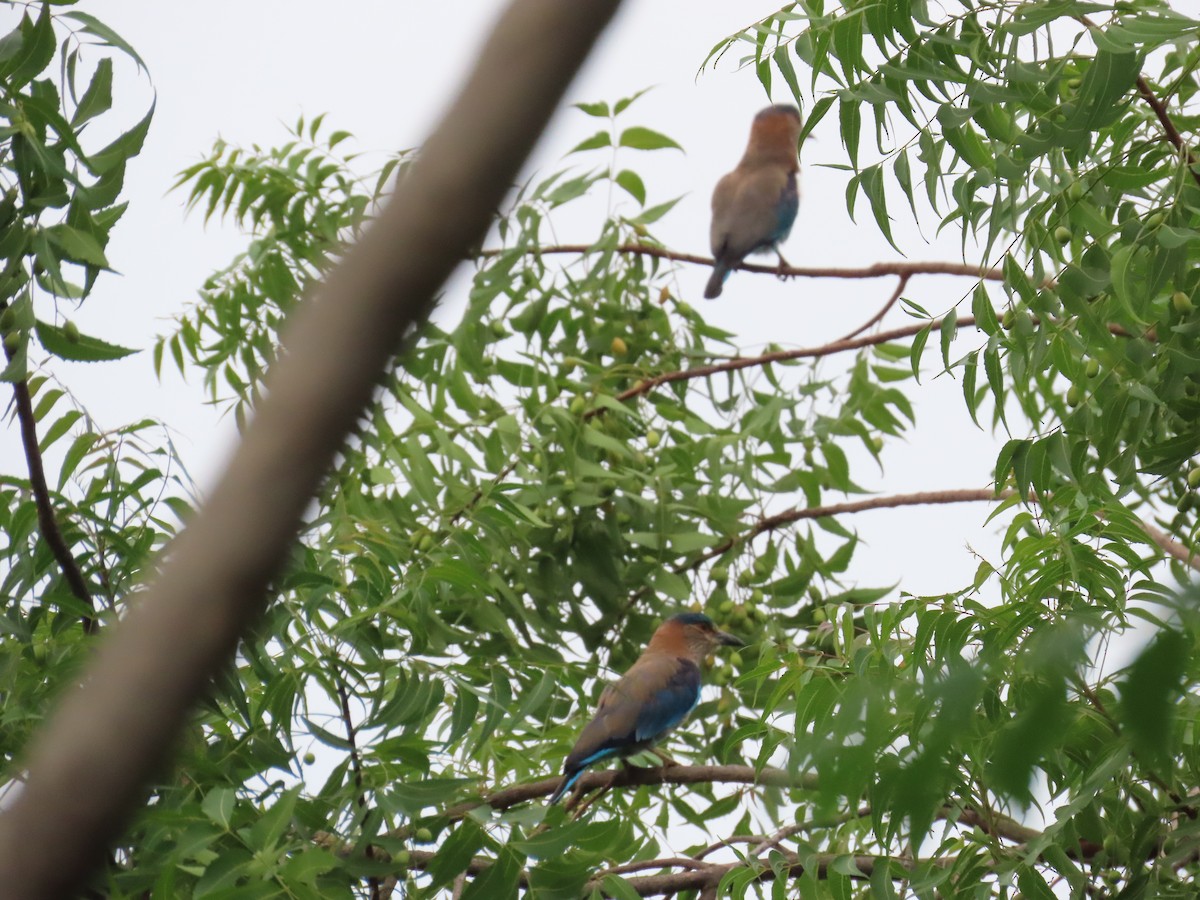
[704,104,803,300]
[547,612,744,805]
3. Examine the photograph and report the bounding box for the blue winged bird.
[548,612,744,805]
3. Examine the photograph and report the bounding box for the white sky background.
[0,0,1018,604]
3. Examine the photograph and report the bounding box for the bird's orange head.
[647,612,745,662]
[741,104,803,169]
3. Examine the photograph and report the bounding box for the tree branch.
[483,242,1005,283]
[1141,518,1199,572]
[336,677,379,900]
[431,762,1039,850]
[1078,15,1199,188]
[7,363,96,634]
[0,1,626,896]
[692,489,1008,568]
[393,844,940,897]
[614,315,975,405]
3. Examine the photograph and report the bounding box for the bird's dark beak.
[716,629,745,648]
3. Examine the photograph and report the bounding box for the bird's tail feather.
[547,769,581,805]
[704,263,729,300]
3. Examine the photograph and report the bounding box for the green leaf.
[72,58,113,127]
[568,130,611,154]
[599,875,643,900]
[39,409,82,453]
[1118,629,1187,768]
[35,320,138,363]
[460,846,525,900]
[201,787,236,830]
[859,164,898,251]
[614,169,645,205]
[426,820,488,889]
[574,100,610,118]
[88,101,155,175]
[939,307,957,368]
[839,97,862,168]
[45,225,110,269]
[1,6,55,91]
[618,127,682,152]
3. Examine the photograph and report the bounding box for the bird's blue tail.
[547,769,582,805]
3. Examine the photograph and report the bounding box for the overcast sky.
[1,1,1019,608]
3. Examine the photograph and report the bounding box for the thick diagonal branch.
[0,1,625,896]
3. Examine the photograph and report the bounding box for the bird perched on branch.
[547,612,744,805]
[705,104,803,300]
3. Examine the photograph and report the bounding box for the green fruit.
[1054,225,1072,245]
[396,850,411,866]
[609,336,628,356]
[645,429,661,449]
[0,306,14,332]
[490,320,508,338]
[303,752,316,765]
[750,589,765,605]
[729,651,744,669]
[2,332,19,354]
[1173,291,1194,313]
[569,396,586,415]
[737,570,753,587]
[1066,182,1084,201]
[1177,492,1194,512]
[64,320,80,343]
[1085,359,1100,378]
[719,598,734,614]
[1066,385,1082,407]
[812,608,827,624]
[712,566,729,583]
[1001,309,1015,330]
[1188,468,1200,489]
[1145,212,1164,229]
[869,435,884,452]
[414,827,434,843]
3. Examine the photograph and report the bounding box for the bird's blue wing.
[632,658,701,743]
[771,171,799,243]
[559,657,701,778]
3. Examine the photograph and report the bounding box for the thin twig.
[840,275,909,342]
[336,677,379,900]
